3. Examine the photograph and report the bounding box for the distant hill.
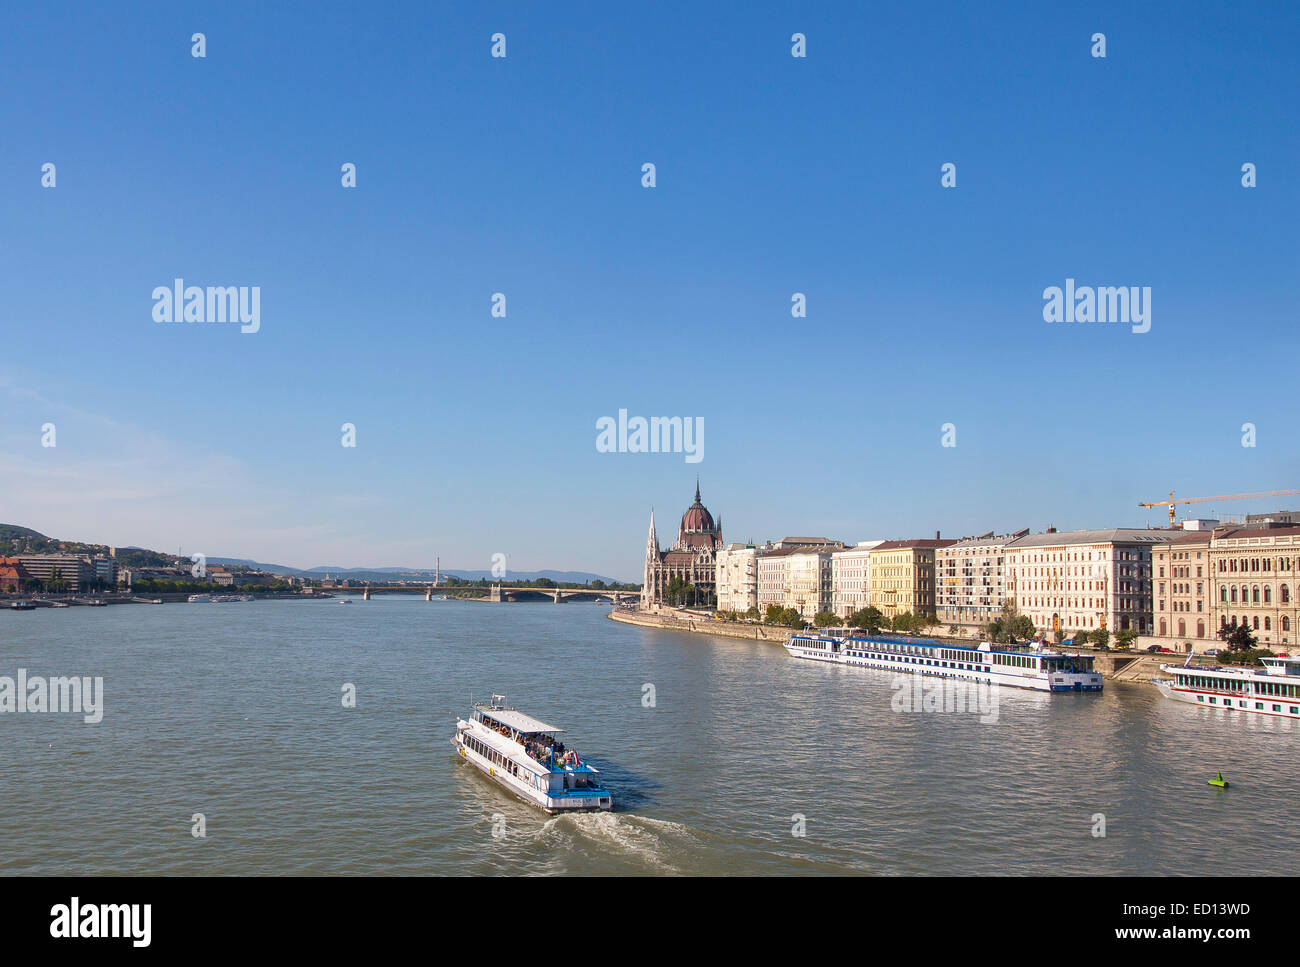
[0,524,47,541]
[0,526,177,568]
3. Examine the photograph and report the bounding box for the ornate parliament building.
[641,483,724,609]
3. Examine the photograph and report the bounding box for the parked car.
[1145,644,1163,653]
[1204,648,1220,656]
[1158,647,1175,653]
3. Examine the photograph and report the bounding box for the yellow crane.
[1138,489,1300,527]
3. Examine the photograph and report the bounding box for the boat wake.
[536,812,698,874]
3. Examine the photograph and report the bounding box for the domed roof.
[681,482,716,533]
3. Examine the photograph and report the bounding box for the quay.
[609,608,1176,682]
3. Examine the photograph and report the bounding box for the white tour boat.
[453,695,613,813]
[1154,655,1300,719]
[785,632,1103,692]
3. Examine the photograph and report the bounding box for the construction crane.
[1138,489,1300,527]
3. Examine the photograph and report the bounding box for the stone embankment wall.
[608,608,791,642]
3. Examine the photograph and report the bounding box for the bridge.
[486,585,637,604]
[338,584,638,604]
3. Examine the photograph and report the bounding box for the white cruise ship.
[453,696,613,813]
[1154,655,1300,719]
[786,633,1103,692]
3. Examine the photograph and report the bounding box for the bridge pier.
[425,586,432,601]
[489,584,502,603]
[362,586,371,601]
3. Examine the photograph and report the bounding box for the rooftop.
[476,705,564,734]
[873,539,958,550]
[1006,528,1173,548]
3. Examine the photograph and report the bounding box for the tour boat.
[1154,655,1300,719]
[785,633,1103,692]
[452,695,613,813]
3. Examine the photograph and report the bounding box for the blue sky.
[1,0,1297,581]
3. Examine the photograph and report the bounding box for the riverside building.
[716,543,761,613]
[1005,528,1169,638]
[831,541,885,618]
[868,538,955,620]
[934,529,1027,636]
[640,483,724,609]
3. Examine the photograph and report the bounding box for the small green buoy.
[1208,772,1229,788]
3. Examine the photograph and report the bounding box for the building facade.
[12,554,100,592]
[1151,531,1213,650]
[0,557,33,593]
[757,547,795,611]
[934,529,1027,635]
[1005,528,1168,637]
[830,541,885,618]
[869,539,954,620]
[1206,525,1300,650]
[716,543,761,613]
[784,548,836,620]
[641,484,724,609]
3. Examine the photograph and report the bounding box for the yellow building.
[868,539,955,620]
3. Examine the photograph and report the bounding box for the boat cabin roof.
[475,705,564,735]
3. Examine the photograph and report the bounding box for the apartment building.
[716,543,761,613]
[1152,531,1214,649]
[868,539,955,620]
[934,529,1027,635]
[830,540,885,618]
[784,547,836,620]
[1005,528,1169,637]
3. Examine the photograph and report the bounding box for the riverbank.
[608,608,1173,681]
[608,607,793,642]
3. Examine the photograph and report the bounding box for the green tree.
[1217,621,1257,651]
[1115,628,1138,650]
[813,610,838,628]
[1010,615,1037,641]
[892,611,918,633]
[846,606,885,635]
[1094,627,1112,650]
[665,576,690,606]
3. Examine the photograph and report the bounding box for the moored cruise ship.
[452,695,613,813]
[785,633,1103,692]
[1154,655,1300,719]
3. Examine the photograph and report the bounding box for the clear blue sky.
[2,1,1297,582]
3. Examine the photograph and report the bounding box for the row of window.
[1219,585,1292,604]
[1195,694,1296,714]
[1218,557,1297,573]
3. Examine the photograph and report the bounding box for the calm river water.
[1,596,1296,875]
